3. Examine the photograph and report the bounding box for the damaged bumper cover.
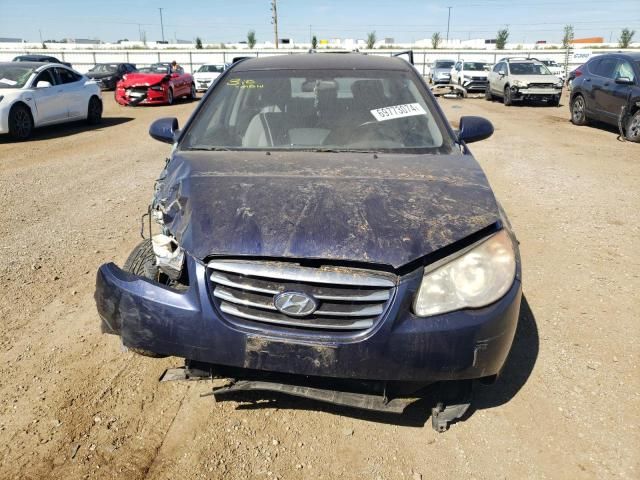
[95,254,522,383]
[510,86,562,100]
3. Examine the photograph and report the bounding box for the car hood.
[118,73,169,87]
[86,71,117,79]
[154,151,500,269]
[514,74,561,84]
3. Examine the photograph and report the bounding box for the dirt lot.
[0,91,638,480]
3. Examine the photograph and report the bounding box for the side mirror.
[149,117,179,144]
[458,116,494,144]
[36,81,52,88]
[615,76,634,85]
[498,70,506,76]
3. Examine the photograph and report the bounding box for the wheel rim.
[13,109,31,138]
[629,115,640,140]
[505,88,510,103]
[168,90,173,103]
[572,97,585,122]
[191,84,196,97]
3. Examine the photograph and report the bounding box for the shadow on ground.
[0,116,134,144]
[208,296,539,429]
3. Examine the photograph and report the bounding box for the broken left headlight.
[151,233,185,280]
[413,230,516,317]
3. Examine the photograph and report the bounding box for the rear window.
[435,61,454,69]
[181,69,451,154]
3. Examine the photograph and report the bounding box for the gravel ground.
[0,91,638,480]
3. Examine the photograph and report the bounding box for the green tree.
[562,25,574,49]
[619,28,635,48]
[311,35,318,49]
[496,28,509,50]
[366,31,376,49]
[195,37,203,49]
[431,32,441,49]
[247,30,257,49]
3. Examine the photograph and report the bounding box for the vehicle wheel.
[626,110,640,143]
[189,83,196,100]
[87,96,102,125]
[8,103,34,140]
[485,88,493,101]
[122,239,168,358]
[550,95,561,107]
[503,86,512,106]
[570,94,589,126]
[167,88,174,105]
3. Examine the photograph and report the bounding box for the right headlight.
[413,230,516,317]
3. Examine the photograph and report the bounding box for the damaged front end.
[115,74,171,106]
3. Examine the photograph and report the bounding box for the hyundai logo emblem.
[274,292,317,317]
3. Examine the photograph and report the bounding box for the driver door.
[30,67,66,125]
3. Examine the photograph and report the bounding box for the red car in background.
[115,63,195,106]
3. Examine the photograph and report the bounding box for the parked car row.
[429,57,564,106]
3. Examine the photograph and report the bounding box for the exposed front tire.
[549,95,561,107]
[485,87,493,101]
[87,96,102,125]
[626,110,640,142]
[503,86,512,106]
[189,83,197,100]
[167,88,174,105]
[122,239,168,358]
[570,94,588,126]
[8,103,34,140]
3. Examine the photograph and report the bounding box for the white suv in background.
[450,60,490,91]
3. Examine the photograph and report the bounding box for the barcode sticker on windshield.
[370,103,426,121]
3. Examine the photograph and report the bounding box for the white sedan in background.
[193,64,226,92]
[0,62,102,140]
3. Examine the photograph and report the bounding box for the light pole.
[271,0,279,49]
[446,6,452,44]
[158,8,165,43]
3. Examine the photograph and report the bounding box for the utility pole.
[271,0,279,49]
[446,6,452,44]
[158,8,165,42]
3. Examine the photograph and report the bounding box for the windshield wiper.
[184,146,234,151]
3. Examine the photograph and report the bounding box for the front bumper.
[510,86,562,100]
[115,86,168,106]
[461,79,488,91]
[432,75,451,85]
[95,256,522,383]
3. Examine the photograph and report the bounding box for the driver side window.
[33,69,56,86]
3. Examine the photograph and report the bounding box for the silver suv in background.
[486,58,563,106]
[428,59,455,85]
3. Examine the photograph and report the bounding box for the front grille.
[471,76,486,81]
[208,260,396,331]
[528,83,557,88]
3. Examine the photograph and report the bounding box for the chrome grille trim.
[220,303,375,330]
[210,270,391,301]
[208,260,395,288]
[208,260,396,331]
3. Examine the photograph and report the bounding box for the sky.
[0,0,638,44]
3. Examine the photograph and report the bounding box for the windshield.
[0,64,35,88]
[90,64,118,73]
[148,64,171,74]
[181,69,450,153]
[435,61,455,69]
[198,65,224,73]
[510,62,552,75]
[464,62,488,71]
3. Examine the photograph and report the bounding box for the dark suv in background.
[85,63,137,90]
[570,52,640,142]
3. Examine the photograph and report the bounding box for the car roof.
[232,53,413,72]
[598,52,640,61]
[2,61,54,69]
